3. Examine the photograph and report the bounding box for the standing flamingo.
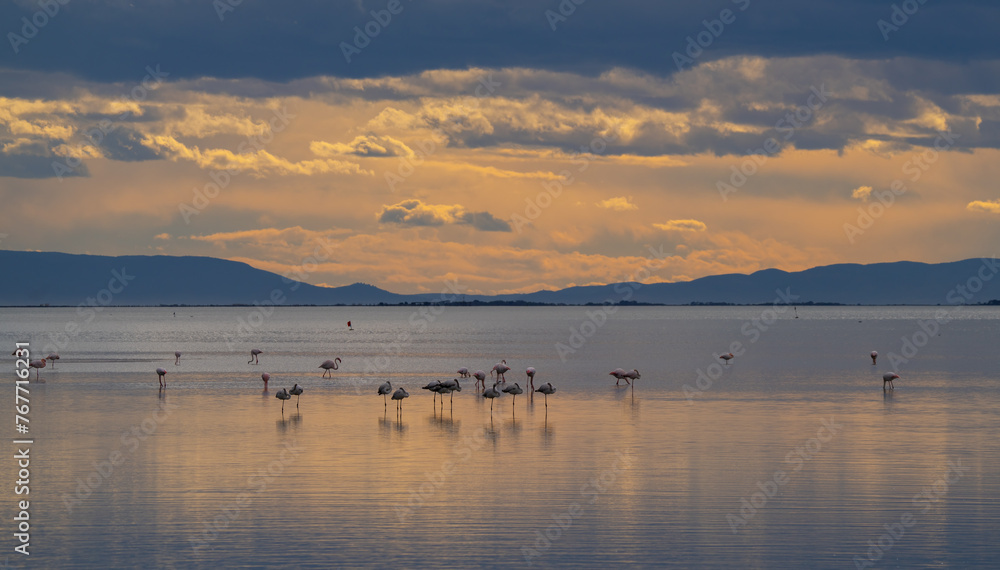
[472,370,487,390]
[535,382,556,408]
[392,387,410,412]
[871,351,878,365]
[491,360,511,382]
[249,348,263,364]
[289,384,304,408]
[719,353,734,365]
[29,358,47,380]
[457,367,470,378]
[174,351,182,365]
[319,358,342,378]
[440,379,462,405]
[883,372,899,390]
[483,382,501,413]
[609,368,627,385]
[275,388,291,412]
[525,367,536,390]
[622,369,641,385]
[156,367,167,387]
[261,372,270,391]
[46,353,60,368]
[422,380,444,404]
[378,381,392,408]
[502,382,524,407]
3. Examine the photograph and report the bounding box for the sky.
[1,0,999,295]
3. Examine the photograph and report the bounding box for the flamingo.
[483,381,501,413]
[261,372,270,390]
[535,382,556,408]
[457,367,470,378]
[883,372,899,390]
[440,378,462,404]
[289,384,304,408]
[249,348,263,364]
[156,367,167,387]
[472,370,487,390]
[491,360,511,382]
[623,369,641,385]
[29,358,47,380]
[609,368,627,385]
[174,351,181,365]
[871,351,878,365]
[46,353,60,368]
[392,387,410,412]
[319,358,342,378]
[719,353,734,365]
[526,367,536,390]
[422,380,444,404]
[502,382,524,407]
[378,381,392,408]
[348,320,353,331]
[275,388,291,412]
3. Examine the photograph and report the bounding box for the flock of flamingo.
[19,345,901,413]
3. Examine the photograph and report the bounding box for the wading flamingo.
[156,367,167,387]
[623,369,641,385]
[883,372,899,390]
[719,353,734,365]
[526,367,536,390]
[174,351,181,365]
[491,360,510,382]
[392,387,409,412]
[609,368,627,385]
[423,380,444,404]
[261,372,270,391]
[46,353,60,368]
[502,382,524,407]
[275,388,291,412]
[378,381,392,408]
[472,370,487,390]
[249,348,263,364]
[289,384,304,408]
[457,367,470,378]
[483,381,501,413]
[535,382,556,408]
[871,351,878,365]
[440,379,461,405]
[319,358,342,378]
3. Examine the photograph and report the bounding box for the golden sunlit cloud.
[654,219,707,232]
[851,185,873,201]
[153,233,170,240]
[310,135,414,158]
[596,196,638,211]
[967,200,1000,214]
[144,135,371,177]
[376,199,512,231]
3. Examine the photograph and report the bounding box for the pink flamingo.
[289,384,304,408]
[623,369,641,385]
[156,367,167,387]
[491,360,511,382]
[871,351,878,365]
[174,351,182,365]
[378,381,392,408]
[29,358,47,380]
[457,367,470,378]
[483,381,501,413]
[526,367,536,390]
[883,372,899,390]
[319,358,342,377]
[392,387,409,412]
[275,388,291,412]
[472,370,487,390]
[46,353,60,368]
[261,372,270,390]
[535,382,556,408]
[719,353,734,365]
[248,348,263,364]
[609,368,627,385]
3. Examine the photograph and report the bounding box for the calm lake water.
[1,305,999,568]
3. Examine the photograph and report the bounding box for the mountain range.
[1,250,998,306]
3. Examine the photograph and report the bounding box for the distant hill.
[1,250,998,306]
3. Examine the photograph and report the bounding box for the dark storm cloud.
[1,1,997,83]
[0,146,89,178]
[97,127,162,161]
